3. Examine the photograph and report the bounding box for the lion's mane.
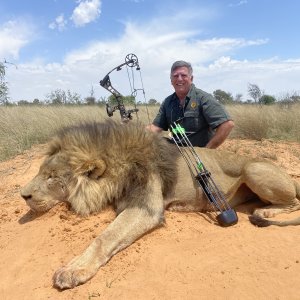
[46,120,179,215]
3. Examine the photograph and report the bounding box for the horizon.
[1,0,300,103]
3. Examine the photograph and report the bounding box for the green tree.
[213,89,234,104]
[148,98,158,105]
[33,98,42,105]
[259,95,276,105]
[17,100,31,105]
[108,95,135,106]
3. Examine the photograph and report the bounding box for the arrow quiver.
[170,121,238,227]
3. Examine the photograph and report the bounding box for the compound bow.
[99,53,142,122]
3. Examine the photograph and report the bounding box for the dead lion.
[20,120,300,289]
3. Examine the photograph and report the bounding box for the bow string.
[100,53,147,123]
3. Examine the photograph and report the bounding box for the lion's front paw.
[53,265,96,290]
[253,208,275,219]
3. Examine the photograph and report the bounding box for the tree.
[108,95,135,106]
[247,83,262,103]
[0,62,4,78]
[0,62,9,104]
[85,85,96,105]
[148,98,158,105]
[123,95,135,105]
[46,89,82,105]
[17,100,31,105]
[213,89,234,104]
[259,95,276,105]
[67,89,81,104]
[46,89,66,105]
[33,98,41,105]
[278,91,300,106]
[97,96,107,106]
[234,93,243,103]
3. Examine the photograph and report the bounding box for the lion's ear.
[79,159,106,180]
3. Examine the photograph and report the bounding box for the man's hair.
[170,60,193,77]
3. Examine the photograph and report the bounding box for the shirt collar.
[172,83,195,103]
[186,83,195,100]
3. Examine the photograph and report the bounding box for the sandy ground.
[0,139,300,300]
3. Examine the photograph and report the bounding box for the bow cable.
[100,53,151,124]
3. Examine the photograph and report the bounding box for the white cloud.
[71,0,102,27]
[5,18,300,103]
[195,56,300,99]
[0,20,33,59]
[49,14,68,31]
[229,0,248,8]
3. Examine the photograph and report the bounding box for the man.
[147,60,234,148]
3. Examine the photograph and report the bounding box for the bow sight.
[100,53,141,122]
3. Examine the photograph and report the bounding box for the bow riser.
[99,54,141,122]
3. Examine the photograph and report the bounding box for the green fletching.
[197,162,204,171]
[172,124,186,135]
[175,124,185,134]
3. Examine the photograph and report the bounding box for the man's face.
[171,66,193,98]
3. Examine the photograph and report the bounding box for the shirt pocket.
[183,110,203,132]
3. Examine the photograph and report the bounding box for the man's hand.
[146,124,163,133]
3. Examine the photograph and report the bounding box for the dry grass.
[0,105,157,161]
[227,104,300,142]
[0,104,299,161]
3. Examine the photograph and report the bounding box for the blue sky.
[1,0,300,102]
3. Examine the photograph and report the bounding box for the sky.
[1,0,300,103]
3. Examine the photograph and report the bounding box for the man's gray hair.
[170,60,193,76]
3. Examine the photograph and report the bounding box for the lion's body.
[20,121,300,289]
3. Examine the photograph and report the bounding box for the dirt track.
[0,139,300,300]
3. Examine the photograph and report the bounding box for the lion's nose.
[21,190,32,201]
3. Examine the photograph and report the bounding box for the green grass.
[0,103,299,161]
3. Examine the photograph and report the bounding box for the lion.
[20,120,300,290]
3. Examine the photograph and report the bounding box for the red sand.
[0,139,299,300]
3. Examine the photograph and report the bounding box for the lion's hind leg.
[53,173,165,289]
[243,161,300,226]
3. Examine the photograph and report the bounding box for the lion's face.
[21,153,73,212]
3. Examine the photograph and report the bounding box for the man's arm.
[146,124,163,133]
[205,120,234,149]
[146,99,168,133]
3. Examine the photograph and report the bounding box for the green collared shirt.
[153,84,232,147]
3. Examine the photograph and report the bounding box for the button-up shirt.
[153,84,232,147]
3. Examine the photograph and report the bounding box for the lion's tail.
[249,215,300,227]
[296,180,300,201]
[249,180,300,227]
